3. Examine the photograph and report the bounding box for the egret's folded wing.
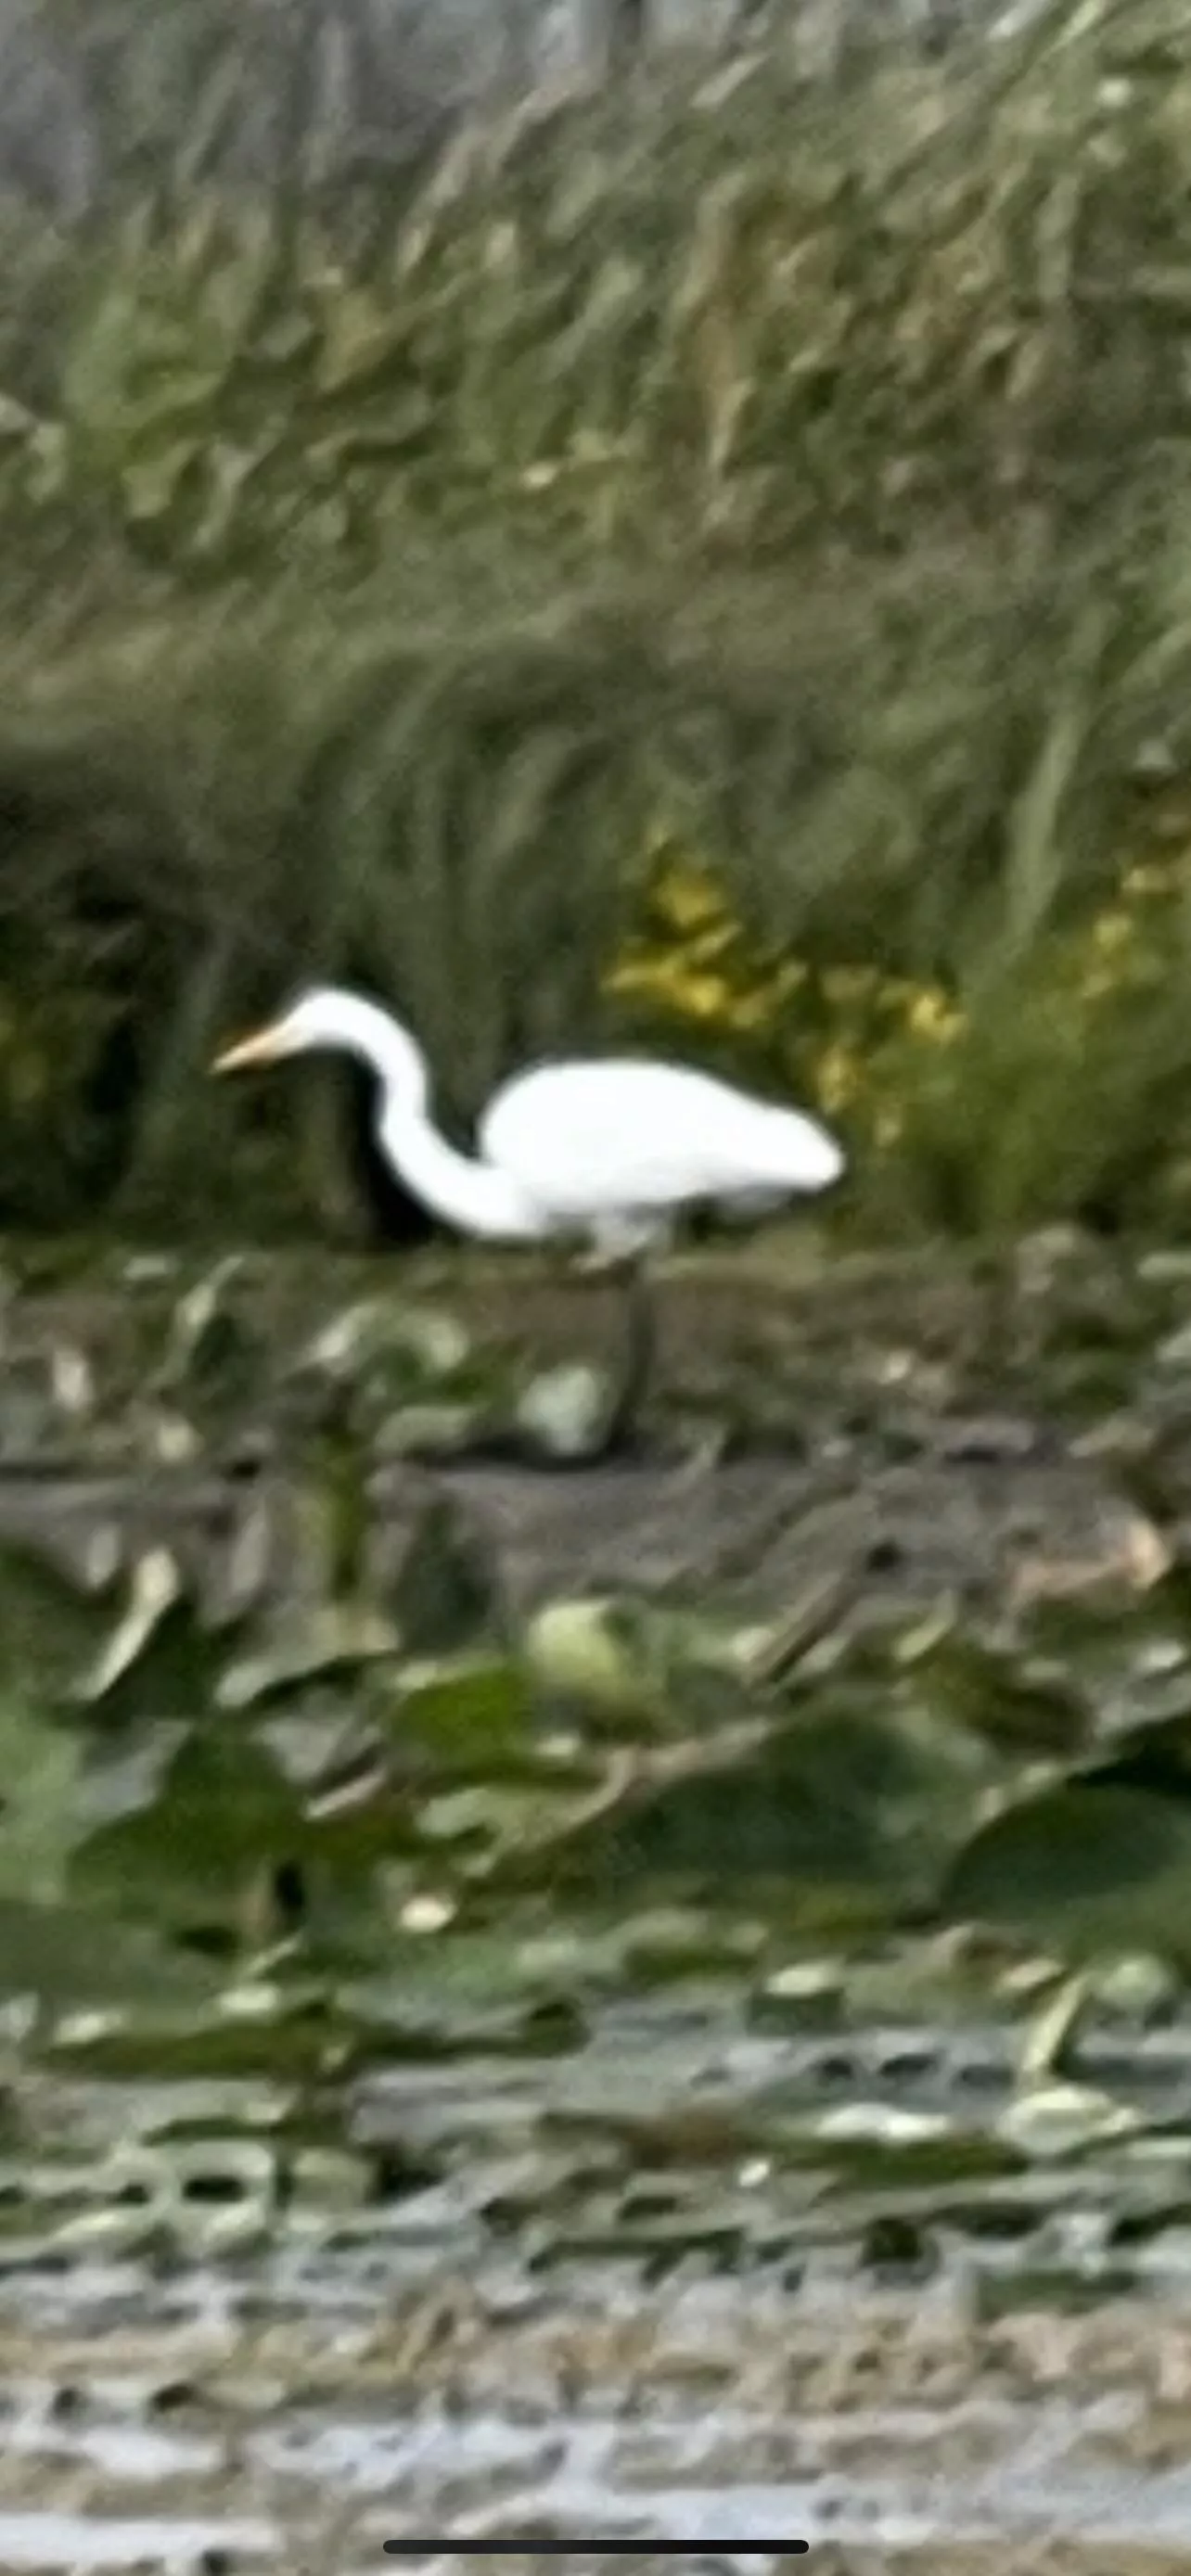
[480,1060,839,1223]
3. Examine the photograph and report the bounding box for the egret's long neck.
[380,1092,544,1241]
[341,1004,543,1243]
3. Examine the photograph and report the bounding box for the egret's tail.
[765,1111,844,1193]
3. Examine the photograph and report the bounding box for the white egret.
[212,986,844,1457]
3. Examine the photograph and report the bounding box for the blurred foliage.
[5,0,1191,1228]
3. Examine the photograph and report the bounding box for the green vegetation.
[4,1247,1191,2171]
[4,0,1191,1235]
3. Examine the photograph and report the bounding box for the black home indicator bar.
[383,2544,810,2557]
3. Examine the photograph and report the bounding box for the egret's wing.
[480,1060,839,1225]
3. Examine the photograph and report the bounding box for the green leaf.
[122,438,204,526]
[81,1549,229,1726]
[0,1897,215,2014]
[388,1497,506,1657]
[997,2083,1142,2161]
[153,1255,263,1415]
[219,1605,402,1711]
[908,1627,1090,1758]
[0,1538,118,1707]
[525,1598,660,1717]
[516,1362,611,1460]
[0,1690,83,1904]
[301,1298,471,1394]
[72,1723,306,1933]
[389,1655,533,1765]
[559,1697,1000,1926]
[943,1783,1191,1971]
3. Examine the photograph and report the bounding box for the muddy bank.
[0,1231,1163,1614]
[0,1414,1146,1621]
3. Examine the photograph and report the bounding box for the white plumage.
[480,1057,842,1252]
[212,985,844,1449]
[214,985,842,1243]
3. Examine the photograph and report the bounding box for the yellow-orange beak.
[210,1024,283,1076]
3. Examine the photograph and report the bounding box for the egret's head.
[211,987,429,1116]
[211,987,366,1075]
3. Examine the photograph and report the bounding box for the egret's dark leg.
[596,1254,656,1457]
[402,1244,657,1473]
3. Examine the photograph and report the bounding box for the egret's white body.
[479,1059,840,1254]
[212,987,844,1452]
[213,987,843,1250]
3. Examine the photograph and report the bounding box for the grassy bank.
[4,0,1191,1239]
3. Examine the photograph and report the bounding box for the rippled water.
[0,2354,1186,2568]
[0,1996,1190,2572]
